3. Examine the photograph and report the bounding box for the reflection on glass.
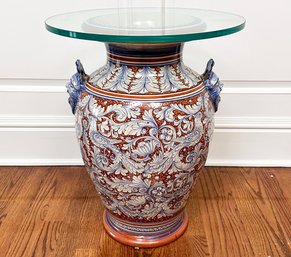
[82,8,206,35]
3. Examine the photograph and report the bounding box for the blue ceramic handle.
[66,60,87,114]
[202,59,223,112]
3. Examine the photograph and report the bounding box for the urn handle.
[202,59,223,112]
[66,60,88,114]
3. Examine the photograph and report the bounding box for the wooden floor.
[0,167,290,257]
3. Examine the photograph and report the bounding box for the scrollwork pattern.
[75,91,215,220]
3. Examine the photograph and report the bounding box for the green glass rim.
[45,8,246,43]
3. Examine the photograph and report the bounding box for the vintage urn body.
[67,42,222,247]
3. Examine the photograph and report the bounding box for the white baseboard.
[0,79,290,167]
[0,159,84,166]
[206,160,291,167]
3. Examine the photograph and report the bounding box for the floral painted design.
[74,91,215,221]
[88,62,201,94]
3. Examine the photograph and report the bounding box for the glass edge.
[45,20,246,43]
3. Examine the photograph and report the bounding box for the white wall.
[0,0,291,166]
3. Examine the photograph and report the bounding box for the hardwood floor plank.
[4,168,61,257]
[0,167,35,229]
[257,168,291,256]
[0,166,290,257]
[229,167,290,257]
[197,168,256,257]
[0,167,53,256]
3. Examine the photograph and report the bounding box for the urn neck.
[105,43,183,66]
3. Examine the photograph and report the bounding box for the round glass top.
[45,8,245,43]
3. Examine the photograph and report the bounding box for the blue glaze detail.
[106,43,183,58]
[105,211,184,238]
[66,60,86,114]
[84,85,206,103]
[203,59,223,112]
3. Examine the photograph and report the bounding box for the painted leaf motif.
[89,63,111,85]
[110,120,144,136]
[78,95,91,108]
[89,98,105,119]
[116,66,138,93]
[96,64,122,90]
[122,157,145,174]
[159,66,176,92]
[179,63,201,85]
[142,109,158,128]
[110,178,133,193]
[132,175,150,187]
[127,196,147,206]
[167,65,191,90]
[132,140,159,157]
[114,106,140,121]
[100,120,110,133]
[141,67,161,93]
[88,62,201,94]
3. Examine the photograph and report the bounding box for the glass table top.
[45,8,245,43]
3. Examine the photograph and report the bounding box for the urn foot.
[103,211,188,248]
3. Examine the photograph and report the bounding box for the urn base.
[66,42,222,247]
[103,211,188,248]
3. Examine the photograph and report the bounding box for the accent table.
[45,8,245,248]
